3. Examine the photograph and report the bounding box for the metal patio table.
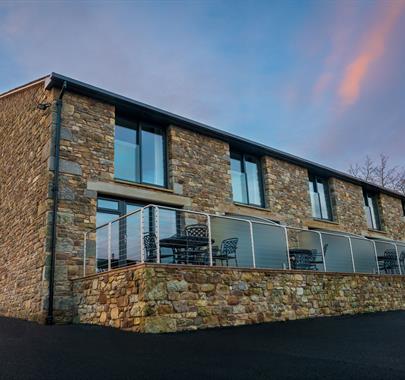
[159,235,215,264]
[289,248,323,270]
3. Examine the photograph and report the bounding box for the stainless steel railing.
[83,204,405,277]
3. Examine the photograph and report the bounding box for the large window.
[230,152,264,207]
[363,190,381,230]
[308,175,333,221]
[114,118,166,187]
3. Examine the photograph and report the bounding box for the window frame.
[230,151,265,208]
[114,117,168,188]
[363,190,382,231]
[402,199,405,217]
[308,174,333,221]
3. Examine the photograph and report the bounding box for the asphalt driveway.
[1,311,405,380]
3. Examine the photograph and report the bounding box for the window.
[230,152,264,207]
[114,117,166,187]
[96,197,177,271]
[402,199,405,217]
[363,191,381,230]
[308,175,333,221]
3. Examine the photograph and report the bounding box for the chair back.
[383,249,398,270]
[220,238,238,256]
[143,232,157,260]
[185,224,208,238]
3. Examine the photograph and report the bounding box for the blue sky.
[1,0,404,171]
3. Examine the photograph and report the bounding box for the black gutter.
[46,81,67,325]
[44,72,404,200]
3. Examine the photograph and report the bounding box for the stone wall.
[51,91,115,322]
[262,156,312,227]
[0,82,54,322]
[168,125,233,214]
[73,264,405,333]
[329,178,369,235]
[379,194,405,241]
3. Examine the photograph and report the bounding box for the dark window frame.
[230,151,265,208]
[114,117,168,188]
[363,190,382,231]
[402,199,405,217]
[308,174,333,221]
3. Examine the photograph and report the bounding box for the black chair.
[379,249,398,274]
[143,232,173,263]
[289,249,318,270]
[212,238,239,267]
[184,224,209,264]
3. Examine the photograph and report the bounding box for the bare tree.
[348,154,405,195]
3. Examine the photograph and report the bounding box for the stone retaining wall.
[73,263,405,333]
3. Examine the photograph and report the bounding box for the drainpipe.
[46,81,67,325]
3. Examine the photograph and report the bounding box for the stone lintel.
[87,181,192,207]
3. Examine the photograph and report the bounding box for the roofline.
[0,76,48,99]
[44,72,404,200]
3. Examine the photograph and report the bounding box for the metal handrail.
[83,203,405,276]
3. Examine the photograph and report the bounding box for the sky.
[1,0,404,172]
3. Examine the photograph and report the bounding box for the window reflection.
[230,152,263,207]
[114,118,165,187]
[308,175,332,221]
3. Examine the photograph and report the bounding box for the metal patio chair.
[184,224,209,264]
[143,232,174,263]
[379,249,399,274]
[212,238,239,267]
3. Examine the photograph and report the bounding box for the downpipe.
[46,81,67,325]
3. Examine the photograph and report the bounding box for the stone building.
[1,73,405,331]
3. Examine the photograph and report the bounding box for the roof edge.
[45,72,405,200]
[0,75,49,99]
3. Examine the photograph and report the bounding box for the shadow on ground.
[1,311,405,380]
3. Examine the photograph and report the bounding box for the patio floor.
[1,311,405,379]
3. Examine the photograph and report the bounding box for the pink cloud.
[338,0,405,105]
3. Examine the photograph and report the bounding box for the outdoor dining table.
[159,235,215,264]
[288,248,324,270]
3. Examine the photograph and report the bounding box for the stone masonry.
[379,193,405,240]
[0,82,54,322]
[329,178,369,235]
[262,156,312,227]
[167,125,233,214]
[73,263,405,333]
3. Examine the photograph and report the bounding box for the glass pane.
[157,208,178,263]
[211,216,254,267]
[317,180,331,220]
[141,124,165,186]
[245,156,263,206]
[287,229,324,271]
[124,211,141,265]
[364,206,373,229]
[97,199,119,211]
[253,223,289,269]
[321,233,354,273]
[231,155,248,203]
[375,240,399,275]
[351,238,378,273]
[115,125,138,182]
[368,195,380,230]
[397,243,405,274]
[96,212,119,272]
[310,191,321,219]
